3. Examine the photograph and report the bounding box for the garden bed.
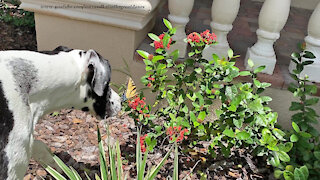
[24,109,272,179]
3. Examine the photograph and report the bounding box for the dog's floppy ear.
[86,49,111,96]
[53,46,73,52]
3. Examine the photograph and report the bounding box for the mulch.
[0,18,36,51]
[1,8,274,180]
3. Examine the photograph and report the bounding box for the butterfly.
[122,77,137,102]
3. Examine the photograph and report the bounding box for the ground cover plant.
[43,19,319,179]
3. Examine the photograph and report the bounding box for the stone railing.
[169,0,320,82]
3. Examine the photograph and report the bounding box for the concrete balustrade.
[168,0,194,58]
[245,0,291,74]
[203,0,241,59]
[289,2,320,82]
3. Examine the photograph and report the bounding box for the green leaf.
[303,51,316,59]
[148,146,174,179]
[170,50,179,61]
[291,52,301,60]
[227,104,237,112]
[261,96,272,102]
[253,79,261,88]
[274,170,283,179]
[294,168,306,180]
[198,111,206,121]
[42,163,67,180]
[152,55,164,63]
[188,52,195,57]
[247,59,254,68]
[236,131,250,140]
[228,49,234,59]
[269,152,280,167]
[233,119,243,129]
[283,170,294,180]
[278,142,293,153]
[289,102,304,111]
[190,111,196,122]
[305,85,317,95]
[290,134,299,142]
[302,60,314,66]
[137,50,149,59]
[97,127,108,180]
[223,128,235,138]
[163,18,172,30]
[299,166,309,180]
[273,128,286,141]
[314,151,320,160]
[148,33,160,42]
[143,59,153,66]
[299,132,311,138]
[254,66,266,74]
[288,83,298,93]
[277,151,290,162]
[239,71,251,76]
[248,99,264,113]
[305,98,319,106]
[292,122,300,133]
[195,67,202,74]
[70,167,82,180]
[52,155,76,179]
[212,54,219,61]
[261,82,272,88]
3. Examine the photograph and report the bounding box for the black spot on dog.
[84,97,88,103]
[8,59,38,104]
[81,107,89,112]
[38,46,73,55]
[0,81,14,179]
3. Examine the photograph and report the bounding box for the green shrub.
[274,51,319,180]
[136,19,290,174]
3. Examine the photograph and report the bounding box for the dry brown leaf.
[72,118,83,124]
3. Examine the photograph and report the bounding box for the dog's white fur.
[0,49,121,179]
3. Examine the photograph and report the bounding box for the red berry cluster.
[140,134,148,153]
[128,97,146,111]
[154,34,172,50]
[187,32,201,43]
[128,96,150,121]
[200,29,217,44]
[147,76,155,88]
[166,126,189,142]
[187,29,217,45]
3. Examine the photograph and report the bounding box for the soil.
[0,4,274,180]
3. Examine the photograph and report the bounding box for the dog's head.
[82,49,121,119]
[48,46,122,119]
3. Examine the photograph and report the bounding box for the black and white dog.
[0,46,121,179]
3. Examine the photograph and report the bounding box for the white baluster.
[203,0,240,59]
[245,0,291,74]
[168,0,194,58]
[289,2,320,82]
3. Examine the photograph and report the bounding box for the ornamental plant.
[274,51,319,180]
[136,19,291,173]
